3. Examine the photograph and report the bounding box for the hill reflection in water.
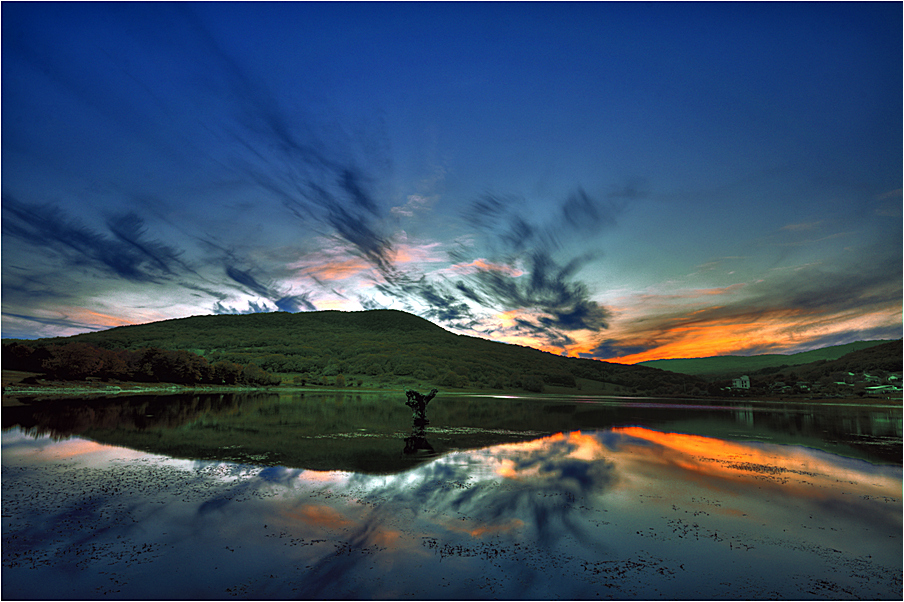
[2,417,901,599]
[2,391,902,471]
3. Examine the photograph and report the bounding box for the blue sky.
[2,1,901,361]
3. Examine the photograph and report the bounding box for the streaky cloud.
[212,301,273,315]
[371,273,479,331]
[457,189,621,337]
[2,196,188,284]
[2,312,108,335]
[178,6,397,279]
[595,254,903,361]
[224,265,317,313]
[225,266,272,299]
[355,187,625,351]
[275,294,317,313]
[105,211,191,276]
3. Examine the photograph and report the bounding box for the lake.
[2,392,901,599]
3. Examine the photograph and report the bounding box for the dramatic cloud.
[348,186,633,351]
[223,266,316,313]
[3,3,899,358]
[175,9,398,281]
[595,254,903,362]
[2,196,188,284]
[444,190,623,345]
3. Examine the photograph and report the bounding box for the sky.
[2,1,901,363]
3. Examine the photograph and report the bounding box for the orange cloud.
[313,298,360,311]
[470,288,898,365]
[38,306,141,329]
[602,304,900,364]
[450,258,523,277]
[586,266,902,363]
[297,257,372,282]
[389,241,445,265]
[291,240,444,284]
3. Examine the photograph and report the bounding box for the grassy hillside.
[754,340,902,382]
[697,340,903,399]
[4,309,706,396]
[638,340,894,377]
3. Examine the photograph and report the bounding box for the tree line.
[3,341,281,386]
[5,310,708,395]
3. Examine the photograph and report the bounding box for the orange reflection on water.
[284,504,353,530]
[612,426,901,497]
[295,469,349,484]
[614,426,777,470]
[566,430,608,461]
[443,518,526,539]
[43,438,110,458]
[279,503,407,554]
[27,437,150,463]
[494,431,607,479]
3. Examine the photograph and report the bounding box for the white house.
[732,375,750,389]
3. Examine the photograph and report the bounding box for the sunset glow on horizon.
[2,2,900,360]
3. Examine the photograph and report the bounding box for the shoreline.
[3,378,900,407]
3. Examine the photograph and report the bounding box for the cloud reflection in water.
[2,426,901,599]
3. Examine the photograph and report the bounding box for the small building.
[732,375,750,389]
[865,385,903,393]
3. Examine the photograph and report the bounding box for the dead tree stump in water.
[405,388,438,424]
[403,420,435,455]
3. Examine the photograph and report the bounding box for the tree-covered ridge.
[3,341,281,386]
[746,340,903,382]
[701,339,903,399]
[4,310,706,395]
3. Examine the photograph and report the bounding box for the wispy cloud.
[355,187,631,349]
[390,194,434,218]
[592,256,902,362]
[2,5,636,350]
[2,196,189,283]
[296,258,373,283]
[178,8,399,281]
[448,258,524,278]
[223,265,316,313]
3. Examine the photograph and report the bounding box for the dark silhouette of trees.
[211,361,243,385]
[2,341,280,386]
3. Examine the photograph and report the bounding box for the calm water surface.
[2,392,901,599]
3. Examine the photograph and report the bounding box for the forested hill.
[4,309,705,395]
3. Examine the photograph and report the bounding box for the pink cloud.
[297,257,372,282]
[449,258,523,277]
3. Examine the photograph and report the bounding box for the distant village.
[725,370,903,398]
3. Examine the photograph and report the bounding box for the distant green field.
[637,340,893,376]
